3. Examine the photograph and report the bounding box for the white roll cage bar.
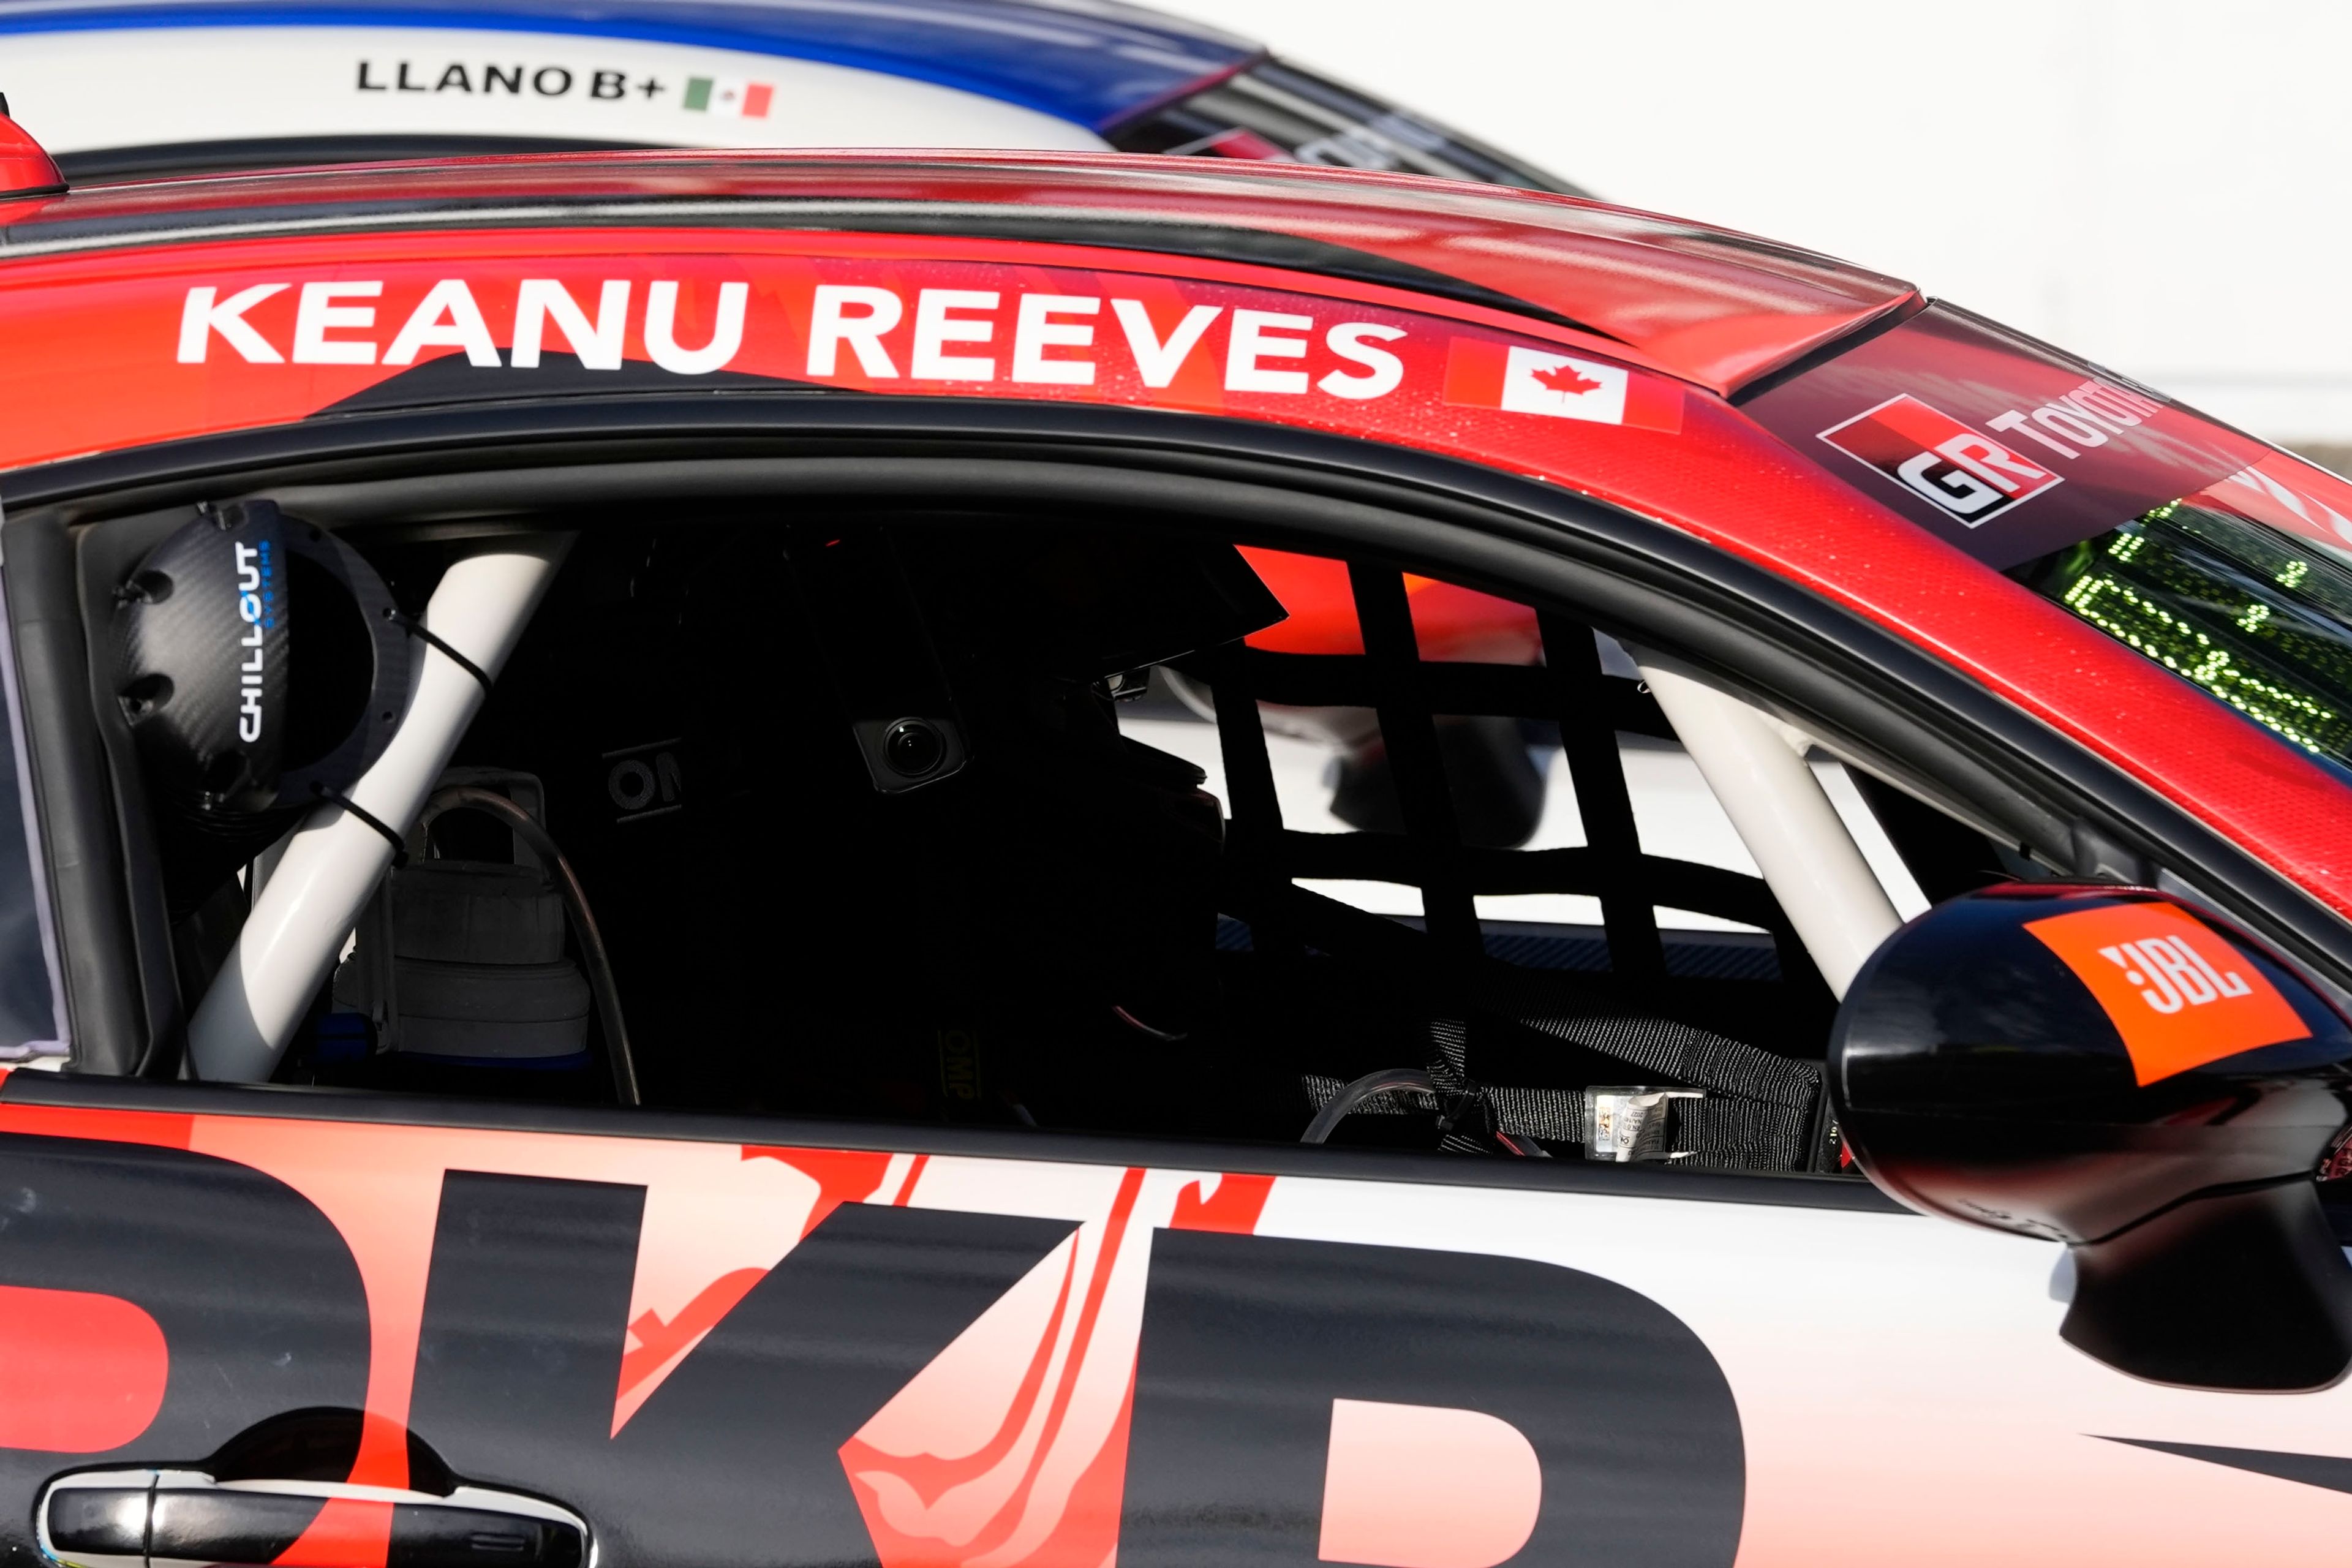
[188,537,574,1084]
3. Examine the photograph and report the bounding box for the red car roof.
[4,145,2349,938]
[0,148,1918,394]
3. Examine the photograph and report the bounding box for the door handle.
[39,1469,586,1568]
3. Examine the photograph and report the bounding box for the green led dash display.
[2019,499,2352,767]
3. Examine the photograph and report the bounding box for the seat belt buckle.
[1582,1087,1704,1162]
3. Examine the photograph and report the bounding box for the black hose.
[417,786,641,1107]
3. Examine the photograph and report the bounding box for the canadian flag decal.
[1444,339,1681,432]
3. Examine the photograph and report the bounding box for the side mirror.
[1829,885,2352,1391]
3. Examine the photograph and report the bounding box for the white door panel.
[1254,1172,2352,1567]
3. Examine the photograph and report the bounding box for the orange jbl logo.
[2027,903,2309,1084]
[2097,933,2253,1014]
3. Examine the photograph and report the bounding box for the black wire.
[418,786,641,1107]
[311,782,409,866]
[386,609,491,690]
[1301,1067,1437,1144]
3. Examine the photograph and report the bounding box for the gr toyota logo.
[1818,393,2062,524]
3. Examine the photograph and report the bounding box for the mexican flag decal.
[1444,340,1681,432]
[683,77,775,118]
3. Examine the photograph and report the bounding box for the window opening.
[1165,548,1844,1166]
[104,505,2011,1171]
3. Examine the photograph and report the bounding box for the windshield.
[2013,472,2352,769]
[1106,59,1584,195]
[1740,301,2352,776]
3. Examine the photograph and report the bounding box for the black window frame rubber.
[6,392,2346,1078]
[54,135,653,185]
[0,512,145,1071]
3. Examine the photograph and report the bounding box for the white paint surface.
[0,26,1107,155]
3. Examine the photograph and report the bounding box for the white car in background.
[0,0,1578,187]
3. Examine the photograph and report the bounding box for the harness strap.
[1252,875,1823,1170]
[1301,1071,1815,1169]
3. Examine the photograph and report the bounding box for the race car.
[4,114,2352,1568]
[0,0,1574,189]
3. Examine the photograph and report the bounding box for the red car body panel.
[0,113,62,200]
[2,150,2348,928]
[0,1082,1277,1565]
[0,151,1919,391]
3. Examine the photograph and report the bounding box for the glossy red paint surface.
[0,112,62,202]
[0,1284,167,1451]
[0,148,2345,932]
[0,224,1698,467]
[0,150,1917,394]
